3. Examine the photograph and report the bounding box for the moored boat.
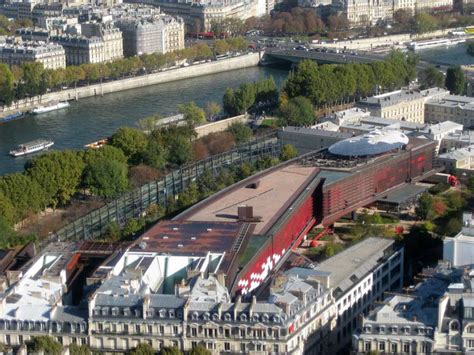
[31,101,70,115]
[9,139,54,157]
[0,111,25,124]
[407,38,466,51]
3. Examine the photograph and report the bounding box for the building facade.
[51,23,123,65]
[358,88,449,124]
[115,15,184,56]
[0,40,65,69]
[425,95,474,128]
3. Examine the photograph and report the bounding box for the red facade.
[235,188,318,295]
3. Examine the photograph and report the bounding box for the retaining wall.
[1,52,261,116]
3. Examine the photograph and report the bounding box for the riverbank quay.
[319,28,474,51]
[0,52,261,118]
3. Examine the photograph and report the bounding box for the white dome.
[328,129,409,157]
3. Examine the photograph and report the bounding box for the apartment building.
[115,15,184,56]
[425,95,474,128]
[0,235,404,355]
[0,40,65,69]
[51,23,122,65]
[358,88,449,124]
[313,237,404,352]
[352,262,458,354]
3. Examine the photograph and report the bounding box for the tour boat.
[30,101,70,115]
[407,38,466,51]
[0,111,25,124]
[9,139,54,157]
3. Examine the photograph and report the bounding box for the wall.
[320,29,474,51]
[0,52,261,116]
[195,114,249,138]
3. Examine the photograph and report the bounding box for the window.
[403,343,410,353]
[159,325,164,335]
[391,343,397,353]
[224,342,230,351]
[124,324,129,334]
[378,342,385,351]
[274,344,279,353]
[135,325,140,334]
[173,326,179,335]
[240,343,246,352]
[147,325,152,334]
[365,342,371,351]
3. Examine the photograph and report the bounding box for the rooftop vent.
[172,227,179,231]
[206,228,213,232]
[177,244,183,248]
[191,237,196,240]
[246,180,260,189]
[138,242,147,250]
[162,236,169,239]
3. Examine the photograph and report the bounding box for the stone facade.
[116,16,184,56]
[0,40,65,69]
[425,95,474,128]
[51,24,123,65]
[358,87,449,124]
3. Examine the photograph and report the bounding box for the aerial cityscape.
[0,0,474,352]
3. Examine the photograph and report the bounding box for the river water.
[417,42,474,65]
[0,66,288,175]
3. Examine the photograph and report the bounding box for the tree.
[196,169,218,198]
[280,144,298,161]
[178,183,200,208]
[158,346,182,355]
[415,13,438,33]
[83,159,129,198]
[102,222,121,241]
[0,64,15,106]
[178,102,206,126]
[227,122,252,145]
[110,127,148,164]
[393,9,413,30]
[419,66,445,89]
[0,194,15,226]
[130,343,155,355]
[467,42,474,57]
[83,145,128,167]
[189,345,211,355]
[166,134,193,166]
[69,344,91,355]
[26,150,85,208]
[20,62,45,97]
[205,101,221,121]
[138,115,161,133]
[202,132,235,155]
[444,217,461,236]
[28,336,62,355]
[0,173,45,222]
[142,133,168,170]
[122,218,145,238]
[214,39,230,55]
[415,193,434,220]
[445,66,465,95]
[279,96,315,127]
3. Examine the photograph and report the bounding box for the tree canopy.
[26,150,85,208]
[83,158,129,198]
[445,66,465,95]
[279,96,316,127]
[110,127,148,164]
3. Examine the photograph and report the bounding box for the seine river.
[0,66,288,175]
[417,41,474,65]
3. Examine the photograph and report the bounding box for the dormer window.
[273,316,280,323]
[391,326,398,334]
[159,309,166,318]
[378,326,385,333]
[262,314,269,322]
[404,326,410,334]
[240,314,247,322]
[101,307,109,316]
[169,310,175,318]
[224,313,231,321]
[212,313,219,321]
[124,308,130,316]
[203,312,210,321]
[192,312,198,320]
[112,307,119,316]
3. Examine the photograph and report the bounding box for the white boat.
[10,139,54,157]
[407,38,466,51]
[31,101,70,115]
